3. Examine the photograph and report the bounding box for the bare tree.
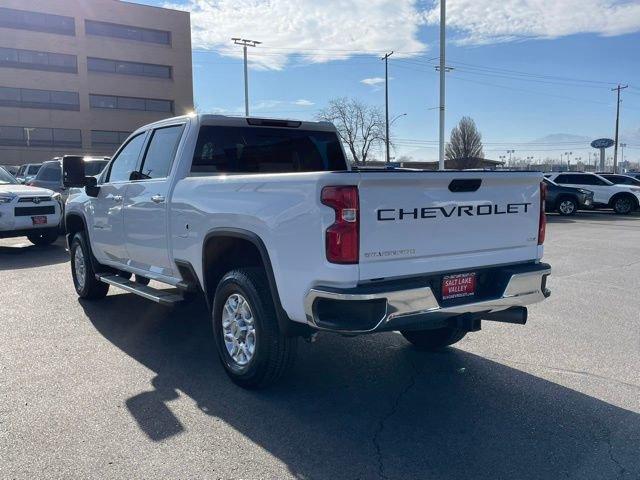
[445,116,485,169]
[317,98,385,164]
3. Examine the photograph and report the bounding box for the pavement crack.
[372,358,418,480]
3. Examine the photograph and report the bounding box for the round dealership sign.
[591,138,614,149]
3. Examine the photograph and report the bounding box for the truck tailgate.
[357,171,543,281]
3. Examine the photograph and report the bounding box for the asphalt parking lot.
[1,211,639,480]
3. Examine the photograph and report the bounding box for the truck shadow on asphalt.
[0,239,69,271]
[81,293,639,480]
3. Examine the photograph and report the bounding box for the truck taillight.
[538,181,547,245]
[321,185,359,264]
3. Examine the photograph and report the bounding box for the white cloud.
[166,0,428,69]
[293,99,314,106]
[360,77,386,86]
[424,0,640,45]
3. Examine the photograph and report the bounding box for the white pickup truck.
[63,114,551,388]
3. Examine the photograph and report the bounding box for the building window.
[0,47,77,73]
[0,86,79,111]
[89,94,173,113]
[91,130,131,147]
[85,20,170,45]
[87,57,172,79]
[0,7,75,36]
[0,125,81,148]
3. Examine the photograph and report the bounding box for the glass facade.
[0,47,77,73]
[0,126,82,148]
[87,57,171,79]
[90,94,173,113]
[0,86,79,111]
[0,7,75,36]
[85,20,170,45]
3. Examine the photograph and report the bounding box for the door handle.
[112,195,123,202]
[151,194,165,204]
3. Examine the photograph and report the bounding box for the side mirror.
[85,176,99,197]
[62,155,86,188]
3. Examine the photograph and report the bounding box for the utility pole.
[381,51,393,164]
[611,84,628,174]
[620,142,627,170]
[438,0,446,170]
[507,149,515,164]
[232,38,261,116]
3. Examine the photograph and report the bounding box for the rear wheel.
[401,327,467,351]
[556,197,578,216]
[212,268,297,389]
[27,228,58,246]
[70,232,109,300]
[612,195,636,215]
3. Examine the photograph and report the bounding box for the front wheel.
[401,327,467,351]
[27,228,58,246]
[557,197,578,216]
[612,195,636,215]
[212,268,297,389]
[70,232,109,300]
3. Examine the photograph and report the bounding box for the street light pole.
[232,38,261,116]
[438,0,446,170]
[381,51,393,164]
[390,113,407,126]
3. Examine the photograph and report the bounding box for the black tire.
[612,194,636,215]
[70,232,109,300]
[556,196,578,216]
[135,274,150,286]
[212,268,297,389]
[27,228,58,246]
[401,327,467,351]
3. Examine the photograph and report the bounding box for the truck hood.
[0,184,55,197]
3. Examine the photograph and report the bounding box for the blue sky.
[136,0,640,164]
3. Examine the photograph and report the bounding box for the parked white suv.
[545,172,640,214]
[0,167,61,245]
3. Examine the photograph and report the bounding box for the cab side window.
[107,133,146,182]
[138,125,183,179]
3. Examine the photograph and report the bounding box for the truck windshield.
[191,126,348,174]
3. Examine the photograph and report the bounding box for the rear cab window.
[191,125,348,174]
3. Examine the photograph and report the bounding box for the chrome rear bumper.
[304,264,551,334]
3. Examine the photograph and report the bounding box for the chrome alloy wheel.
[559,200,575,215]
[221,293,256,366]
[74,246,86,290]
